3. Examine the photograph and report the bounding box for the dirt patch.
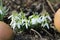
[2,0,60,40]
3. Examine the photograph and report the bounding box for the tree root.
[46,0,55,13]
[30,29,43,40]
[42,28,54,38]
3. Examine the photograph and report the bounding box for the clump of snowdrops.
[8,10,52,32]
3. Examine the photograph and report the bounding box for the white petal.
[47,16,52,21]
[44,23,49,29]
[8,15,13,19]
[12,22,16,29]
[26,23,28,29]
[31,18,37,25]
[17,23,20,28]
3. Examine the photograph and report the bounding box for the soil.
[2,0,60,40]
[13,28,60,40]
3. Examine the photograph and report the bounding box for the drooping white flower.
[22,19,26,23]
[0,10,2,14]
[31,18,37,25]
[37,16,43,23]
[46,16,52,21]
[16,23,21,29]
[41,16,46,22]
[41,22,49,29]
[26,22,28,29]
[44,23,49,29]
[11,21,16,29]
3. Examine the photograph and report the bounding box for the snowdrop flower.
[0,10,2,14]
[28,20,30,26]
[37,16,43,23]
[11,21,16,29]
[15,16,20,20]
[25,20,30,29]
[10,16,15,25]
[16,23,21,29]
[44,23,49,29]
[46,23,49,29]
[22,19,26,23]
[41,16,46,22]
[38,16,46,22]
[46,16,52,21]
[41,22,49,29]
[26,22,28,29]
[22,19,30,29]
[31,18,37,25]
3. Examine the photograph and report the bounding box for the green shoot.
[0,0,8,21]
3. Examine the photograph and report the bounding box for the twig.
[46,0,55,13]
[42,28,53,38]
[31,29,43,39]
